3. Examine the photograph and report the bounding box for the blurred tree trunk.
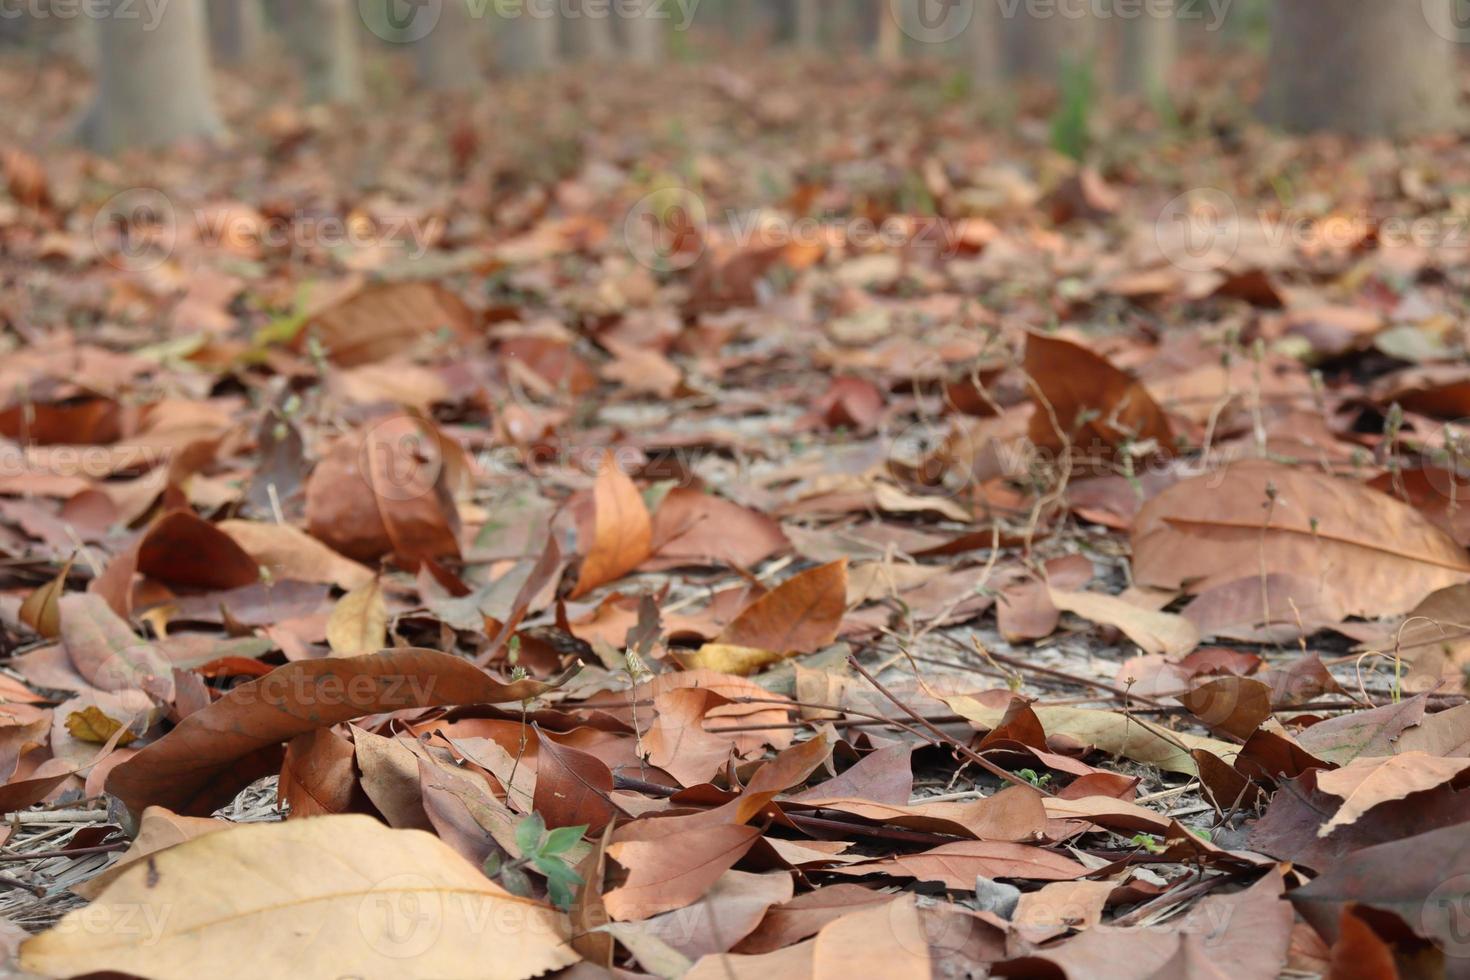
[1004,9,1097,79]
[1116,6,1176,97]
[565,0,617,61]
[292,0,363,104]
[876,0,903,64]
[971,0,1002,87]
[79,0,224,152]
[1263,0,1459,136]
[795,0,821,48]
[208,0,265,66]
[626,0,666,65]
[416,0,479,90]
[500,5,560,73]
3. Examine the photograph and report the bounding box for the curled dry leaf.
[1024,332,1174,454]
[18,557,71,639]
[305,416,461,570]
[106,650,578,818]
[1313,752,1470,837]
[571,456,653,599]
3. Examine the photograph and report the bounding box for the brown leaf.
[1133,460,1470,617]
[714,560,847,654]
[279,727,357,819]
[604,824,762,921]
[641,870,794,959]
[732,884,892,954]
[1314,752,1470,837]
[811,896,931,980]
[105,650,576,818]
[305,416,461,570]
[570,457,653,598]
[59,593,174,701]
[1025,332,1174,455]
[18,557,71,639]
[134,510,261,592]
[648,487,789,572]
[532,725,619,833]
[852,840,1089,887]
[304,281,476,367]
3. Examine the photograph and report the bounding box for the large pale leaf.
[1133,460,1470,617]
[22,815,576,980]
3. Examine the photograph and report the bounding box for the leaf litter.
[2,39,1470,980]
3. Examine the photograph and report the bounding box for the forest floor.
[0,46,1468,978]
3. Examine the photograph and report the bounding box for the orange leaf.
[716,560,847,655]
[571,458,652,598]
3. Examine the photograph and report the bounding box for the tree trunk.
[416,0,480,90]
[876,0,903,64]
[1116,6,1176,97]
[795,0,821,48]
[291,0,363,104]
[79,0,224,152]
[565,0,617,61]
[1263,0,1460,136]
[626,0,666,65]
[208,0,265,66]
[499,4,560,73]
[1003,8,1097,80]
[971,0,1002,88]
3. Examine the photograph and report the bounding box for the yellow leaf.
[19,558,72,639]
[326,578,388,656]
[64,705,137,747]
[20,815,578,980]
[682,643,788,677]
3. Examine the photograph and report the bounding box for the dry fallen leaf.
[571,457,653,599]
[1134,460,1470,617]
[325,577,389,656]
[20,815,578,979]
